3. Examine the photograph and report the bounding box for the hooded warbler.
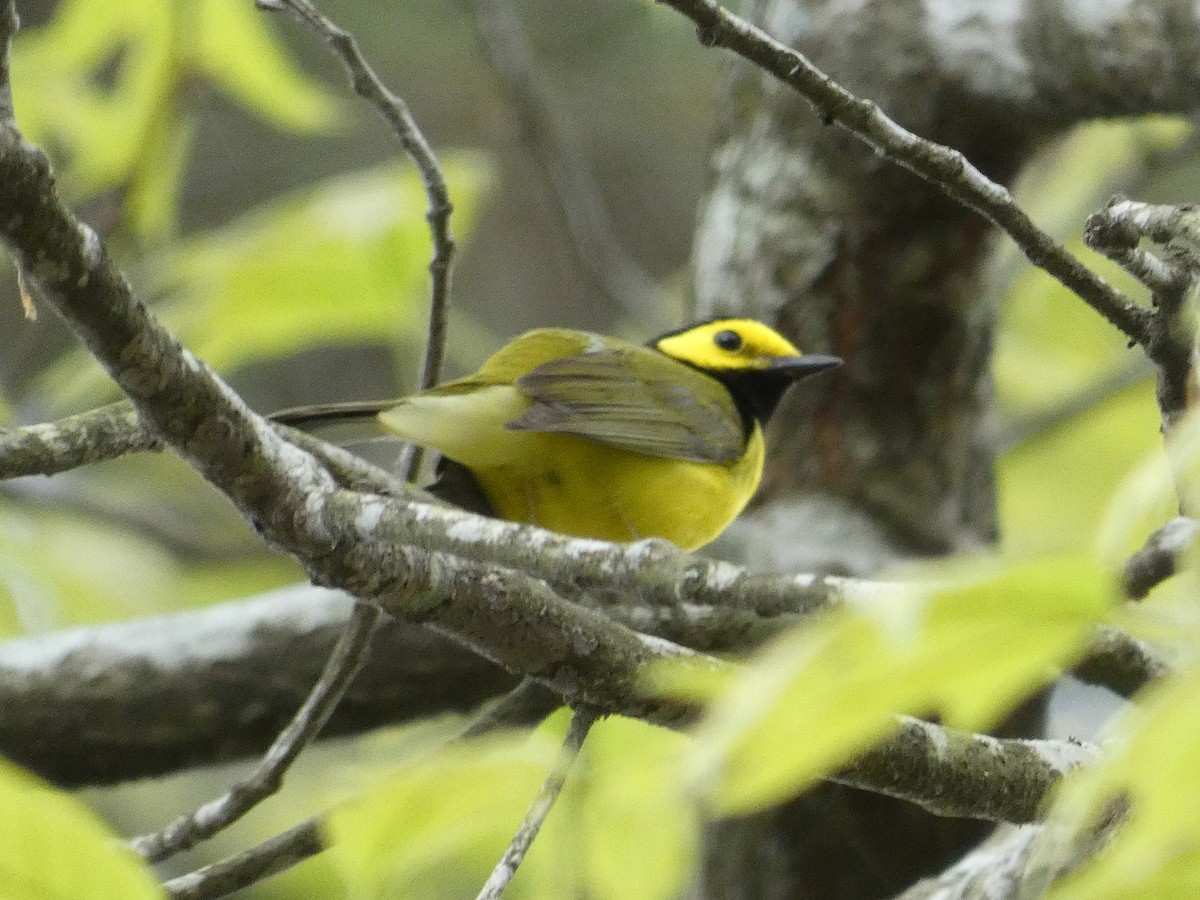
[273,319,840,550]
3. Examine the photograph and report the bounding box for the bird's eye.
[714,329,742,351]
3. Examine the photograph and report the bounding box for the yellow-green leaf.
[39,155,492,409]
[325,731,556,900]
[11,0,174,195]
[1045,661,1200,900]
[578,717,695,900]
[999,382,1159,555]
[685,557,1111,815]
[0,757,163,899]
[197,0,340,133]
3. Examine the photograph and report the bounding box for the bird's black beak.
[768,354,842,379]
[721,353,841,426]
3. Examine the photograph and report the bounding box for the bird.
[272,318,840,550]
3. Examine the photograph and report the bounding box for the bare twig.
[0,402,157,480]
[1121,516,1200,600]
[131,601,381,861]
[463,0,662,319]
[476,706,597,900]
[656,0,1150,347]
[841,716,1096,824]
[162,817,324,900]
[1085,197,1200,435]
[1073,625,1173,696]
[893,824,1042,900]
[259,0,455,400]
[456,677,561,742]
[275,423,420,498]
[135,0,465,864]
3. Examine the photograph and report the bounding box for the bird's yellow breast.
[379,386,764,550]
[474,428,765,551]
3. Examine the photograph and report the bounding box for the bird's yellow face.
[652,318,805,372]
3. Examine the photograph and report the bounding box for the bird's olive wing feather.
[508,348,746,463]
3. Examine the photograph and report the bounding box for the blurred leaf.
[1043,660,1200,900]
[999,382,1160,555]
[196,0,340,133]
[0,757,163,899]
[1095,410,1200,570]
[574,717,695,900]
[12,0,339,204]
[164,154,488,371]
[681,557,1111,816]
[996,244,1142,419]
[994,119,1179,558]
[0,452,298,632]
[325,730,556,900]
[493,714,696,900]
[0,498,181,634]
[40,154,492,409]
[126,111,197,240]
[12,0,174,195]
[326,715,696,900]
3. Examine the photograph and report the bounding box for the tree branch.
[892,824,1041,900]
[840,717,1095,824]
[0,579,1162,786]
[1085,197,1200,435]
[0,402,156,478]
[656,0,1149,345]
[162,816,324,900]
[1120,517,1200,600]
[476,706,596,900]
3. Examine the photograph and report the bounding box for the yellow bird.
[273,319,839,550]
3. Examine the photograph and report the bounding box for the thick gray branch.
[0,579,1160,786]
[841,717,1094,823]
[0,586,515,785]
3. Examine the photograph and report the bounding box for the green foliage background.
[2,0,1200,897]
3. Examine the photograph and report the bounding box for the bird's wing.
[508,348,746,463]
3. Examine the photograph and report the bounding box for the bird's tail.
[268,400,393,443]
[271,401,498,517]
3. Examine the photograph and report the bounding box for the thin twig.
[258,0,455,387]
[462,0,662,320]
[456,677,561,741]
[137,0,463,865]
[1121,516,1200,600]
[656,0,1150,346]
[162,817,325,900]
[476,706,597,900]
[130,602,381,861]
[1085,197,1200,436]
